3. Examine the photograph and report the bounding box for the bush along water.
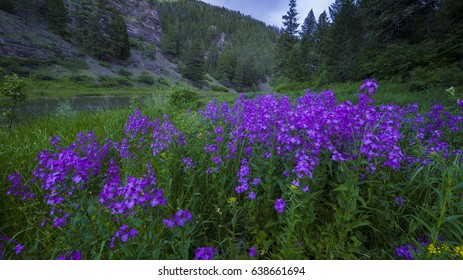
[2,80,463,260]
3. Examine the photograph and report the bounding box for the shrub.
[67,74,96,86]
[1,74,27,131]
[168,87,200,109]
[209,83,229,92]
[137,71,155,85]
[117,68,132,77]
[409,64,463,91]
[99,75,133,88]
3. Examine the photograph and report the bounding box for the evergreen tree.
[183,40,206,87]
[274,0,300,80]
[301,9,317,41]
[108,10,131,60]
[325,0,362,81]
[160,19,181,59]
[299,9,318,80]
[282,0,300,47]
[46,0,68,36]
[73,0,92,50]
[217,47,237,86]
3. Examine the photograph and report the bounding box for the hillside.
[0,0,279,92]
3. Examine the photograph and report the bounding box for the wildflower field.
[1,80,463,260]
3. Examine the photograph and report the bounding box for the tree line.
[275,0,463,89]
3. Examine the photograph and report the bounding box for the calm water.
[0,96,131,126]
[14,96,130,115]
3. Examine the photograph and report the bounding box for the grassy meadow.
[1,79,463,260]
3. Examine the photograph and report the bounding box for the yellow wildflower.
[290,184,297,191]
[228,197,236,204]
[453,246,463,259]
[428,244,440,254]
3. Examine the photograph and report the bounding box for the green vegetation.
[0,74,27,131]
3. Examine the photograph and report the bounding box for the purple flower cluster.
[110,224,138,249]
[99,161,166,215]
[6,173,34,200]
[32,131,111,206]
[120,109,184,158]
[0,233,23,259]
[56,250,82,260]
[200,82,407,185]
[359,79,379,95]
[193,247,218,260]
[182,157,194,169]
[395,196,405,206]
[163,209,193,228]
[274,198,286,213]
[235,158,250,193]
[41,208,71,227]
[396,244,418,260]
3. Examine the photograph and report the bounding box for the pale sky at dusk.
[200,0,334,28]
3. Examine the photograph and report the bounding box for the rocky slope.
[0,0,185,81]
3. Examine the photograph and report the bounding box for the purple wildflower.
[249,246,257,258]
[395,196,405,206]
[248,191,256,200]
[194,247,218,260]
[182,157,194,169]
[57,250,82,260]
[274,198,286,213]
[163,209,193,228]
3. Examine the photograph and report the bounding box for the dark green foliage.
[168,87,200,109]
[109,10,131,60]
[271,0,463,89]
[117,68,132,77]
[183,40,206,87]
[137,71,156,85]
[1,74,27,131]
[45,0,68,36]
[67,74,96,86]
[68,1,131,61]
[0,0,15,13]
[98,75,133,87]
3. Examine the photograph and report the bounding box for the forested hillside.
[156,0,279,90]
[275,0,463,90]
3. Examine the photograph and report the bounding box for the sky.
[200,0,334,28]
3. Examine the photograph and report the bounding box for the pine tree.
[274,0,300,80]
[217,47,237,86]
[74,0,92,50]
[108,10,131,60]
[325,0,362,81]
[282,0,300,47]
[46,0,68,36]
[298,9,318,80]
[183,40,206,87]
